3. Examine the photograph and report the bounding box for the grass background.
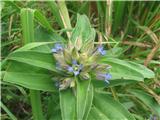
[1,1,160,120]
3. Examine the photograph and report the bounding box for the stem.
[30,90,44,120]
[20,8,44,120]
[105,0,112,36]
[57,1,72,39]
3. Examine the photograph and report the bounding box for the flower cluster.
[51,41,111,90]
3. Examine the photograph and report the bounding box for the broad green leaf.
[92,79,137,88]
[127,61,155,79]
[90,92,135,120]
[71,14,95,43]
[76,78,93,120]
[34,27,66,42]
[3,61,55,92]
[8,51,56,72]
[88,106,110,120]
[129,89,160,116]
[101,58,154,81]
[15,42,56,52]
[60,89,75,120]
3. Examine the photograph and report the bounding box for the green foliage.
[1,1,160,120]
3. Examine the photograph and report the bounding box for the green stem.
[30,90,44,120]
[20,8,44,120]
[57,1,72,39]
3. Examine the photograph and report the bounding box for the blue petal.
[73,71,80,76]
[98,46,106,55]
[55,43,62,48]
[51,48,57,53]
[72,60,77,65]
[105,73,112,79]
[101,50,106,55]
[67,66,73,72]
[98,46,103,51]
[52,43,63,53]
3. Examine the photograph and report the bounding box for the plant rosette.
[51,39,112,90]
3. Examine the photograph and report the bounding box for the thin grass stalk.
[105,0,112,37]
[20,8,44,120]
[121,1,134,40]
[57,1,72,39]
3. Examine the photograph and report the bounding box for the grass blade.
[57,1,72,38]
[0,101,17,120]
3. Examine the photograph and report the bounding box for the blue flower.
[96,73,112,84]
[104,73,112,84]
[67,60,83,76]
[51,43,63,53]
[97,46,106,56]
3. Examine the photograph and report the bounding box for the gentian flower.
[96,73,112,84]
[67,60,83,76]
[104,73,112,83]
[97,46,106,55]
[51,41,111,90]
[51,43,63,53]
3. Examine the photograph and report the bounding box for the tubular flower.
[51,43,63,53]
[51,40,111,90]
[97,46,106,56]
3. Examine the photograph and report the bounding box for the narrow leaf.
[129,89,160,116]
[20,8,34,44]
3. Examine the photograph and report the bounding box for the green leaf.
[60,89,75,120]
[20,8,34,44]
[88,106,110,120]
[71,14,95,44]
[76,78,93,120]
[3,61,55,92]
[92,79,137,88]
[83,84,94,120]
[57,1,72,38]
[48,1,64,28]
[34,10,54,32]
[20,8,44,120]
[88,92,135,120]
[34,27,66,43]
[15,42,56,52]
[8,51,56,72]
[129,89,160,116]
[101,58,154,81]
